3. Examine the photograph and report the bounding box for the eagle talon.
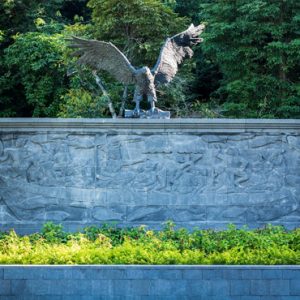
[133,108,140,118]
[150,107,159,114]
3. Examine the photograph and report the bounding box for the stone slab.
[0,265,299,298]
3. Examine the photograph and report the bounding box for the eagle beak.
[190,37,203,45]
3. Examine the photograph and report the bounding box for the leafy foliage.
[1,30,67,116]
[0,0,89,40]
[88,0,187,65]
[0,222,298,265]
[0,0,299,118]
[200,0,300,118]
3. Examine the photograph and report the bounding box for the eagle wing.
[152,24,205,85]
[69,36,136,85]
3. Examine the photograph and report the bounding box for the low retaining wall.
[0,118,299,233]
[0,265,299,299]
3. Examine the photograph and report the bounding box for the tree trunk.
[93,71,117,119]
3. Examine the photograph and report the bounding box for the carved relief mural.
[0,129,299,232]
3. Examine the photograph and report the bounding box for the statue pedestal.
[124,108,170,119]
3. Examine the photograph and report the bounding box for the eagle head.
[175,24,205,47]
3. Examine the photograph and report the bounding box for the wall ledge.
[0,118,300,132]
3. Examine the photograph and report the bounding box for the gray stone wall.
[0,119,299,233]
[0,265,299,299]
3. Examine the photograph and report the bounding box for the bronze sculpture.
[69,24,205,118]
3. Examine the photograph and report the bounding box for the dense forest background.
[0,0,299,118]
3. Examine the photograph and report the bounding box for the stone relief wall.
[0,120,299,233]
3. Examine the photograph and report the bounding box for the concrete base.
[124,108,170,119]
[0,265,299,299]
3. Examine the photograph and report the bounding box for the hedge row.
[0,222,299,264]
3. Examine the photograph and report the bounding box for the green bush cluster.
[0,222,299,265]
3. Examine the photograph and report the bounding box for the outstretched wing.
[152,24,205,85]
[69,37,136,84]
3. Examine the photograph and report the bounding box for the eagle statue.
[69,24,205,118]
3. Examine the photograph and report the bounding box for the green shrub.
[0,222,298,265]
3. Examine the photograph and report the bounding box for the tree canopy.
[0,0,299,118]
[200,0,300,118]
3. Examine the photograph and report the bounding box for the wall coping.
[0,265,299,269]
[0,118,300,132]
